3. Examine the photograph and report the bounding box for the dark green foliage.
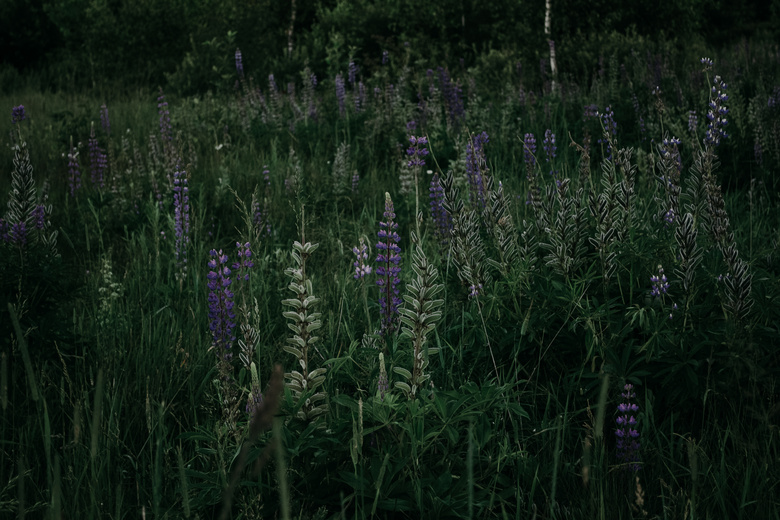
[2,25,780,520]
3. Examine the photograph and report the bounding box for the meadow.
[1,37,780,519]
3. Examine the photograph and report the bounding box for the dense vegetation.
[1,3,780,518]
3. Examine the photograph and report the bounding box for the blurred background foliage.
[1,0,778,95]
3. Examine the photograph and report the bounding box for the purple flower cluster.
[353,238,372,279]
[523,133,537,170]
[10,222,27,246]
[429,173,452,245]
[466,131,489,208]
[688,110,698,135]
[207,250,236,361]
[32,204,45,230]
[583,104,599,119]
[438,67,465,127]
[348,61,359,85]
[11,105,26,125]
[407,135,429,168]
[232,241,253,282]
[704,75,729,147]
[335,73,346,117]
[173,166,190,268]
[661,136,683,174]
[235,48,244,78]
[381,50,389,65]
[1,219,28,247]
[67,145,82,197]
[650,265,669,297]
[376,193,402,336]
[615,384,641,472]
[157,88,173,143]
[352,170,360,193]
[599,106,617,160]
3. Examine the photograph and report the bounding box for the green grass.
[1,37,780,519]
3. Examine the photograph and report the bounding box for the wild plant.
[207,249,239,428]
[540,178,588,278]
[428,172,452,250]
[172,164,190,284]
[393,231,443,399]
[332,141,351,195]
[465,131,489,210]
[282,217,327,422]
[441,170,491,299]
[376,193,402,337]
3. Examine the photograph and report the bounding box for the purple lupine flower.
[376,193,402,336]
[523,133,537,170]
[700,57,713,69]
[100,103,110,137]
[207,249,236,361]
[650,265,669,297]
[663,209,676,227]
[465,131,489,208]
[157,88,173,143]
[430,173,452,245]
[32,204,45,230]
[173,166,190,268]
[704,75,729,148]
[235,48,244,78]
[11,105,26,125]
[352,238,372,279]
[661,136,683,174]
[599,106,617,160]
[232,241,253,282]
[348,61,359,85]
[355,81,366,112]
[688,110,698,135]
[335,73,346,117]
[615,383,641,472]
[407,135,430,168]
[583,104,599,119]
[381,50,389,65]
[351,170,360,193]
[67,145,81,197]
[10,221,27,247]
[438,67,465,127]
[468,283,484,299]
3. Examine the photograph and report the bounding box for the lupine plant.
[393,232,443,399]
[282,218,327,421]
[376,193,402,337]
[615,384,641,472]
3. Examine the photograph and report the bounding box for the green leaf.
[392,367,413,380]
[283,345,303,359]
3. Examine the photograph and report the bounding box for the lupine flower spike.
[376,193,402,336]
[615,383,641,472]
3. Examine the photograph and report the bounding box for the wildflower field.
[2,3,780,517]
